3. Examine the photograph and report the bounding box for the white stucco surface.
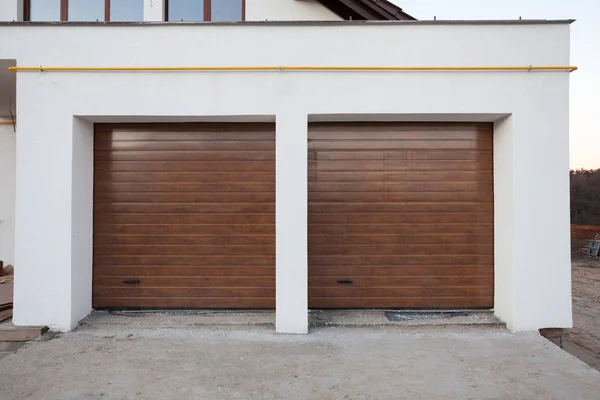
[276,113,308,334]
[0,0,23,21]
[0,22,573,333]
[246,0,341,21]
[0,122,15,266]
[143,0,164,22]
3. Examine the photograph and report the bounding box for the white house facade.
[0,0,573,334]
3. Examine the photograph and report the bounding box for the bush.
[571,169,600,225]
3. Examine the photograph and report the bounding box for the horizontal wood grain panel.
[308,213,492,225]
[308,130,492,141]
[308,122,492,133]
[310,255,493,266]
[94,224,275,235]
[93,123,275,309]
[95,122,275,134]
[309,150,493,162]
[309,161,493,172]
[309,191,494,202]
[95,234,275,246]
[309,202,493,214]
[94,266,275,277]
[96,140,275,151]
[309,170,493,182]
[95,255,275,267]
[309,140,492,150]
[308,266,493,277]
[308,181,493,193]
[93,287,276,298]
[94,192,275,204]
[309,223,493,235]
[95,172,275,183]
[309,276,493,287]
[308,297,493,309]
[94,245,275,256]
[95,214,275,225]
[309,233,494,245]
[95,277,275,288]
[309,244,493,256]
[93,297,274,309]
[308,286,493,298]
[308,122,494,308]
[94,161,275,173]
[95,150,275,162]
[94,202,275,214]
[102,131,275,141]
[95,182,274,193]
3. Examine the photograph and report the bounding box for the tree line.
[571,169,600,225]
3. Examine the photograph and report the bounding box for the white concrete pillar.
[70,118,94,326]
[493,116,516,328]
[275,113,308,334]
[0,0,24,21]
[144,0,165,22]
[494,86,572,332]
[0,121,16,266]
[12,108,75,331]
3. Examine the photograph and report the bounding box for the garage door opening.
[308,122,494,309]
[92,123,276,309]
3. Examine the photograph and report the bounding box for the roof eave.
[316,0,416,21]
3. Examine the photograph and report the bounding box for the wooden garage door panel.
[93,123,275,309]
[308,122,494,309]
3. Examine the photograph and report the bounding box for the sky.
[392,0,599,170]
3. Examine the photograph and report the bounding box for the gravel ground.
[0,320,599,400]
[565,252,600,365]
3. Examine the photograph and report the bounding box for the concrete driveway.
[0,312,599,400]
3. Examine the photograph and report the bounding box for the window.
[168,0,204,22]
[167,0,245,22]
[211,0,243,22]
[110,0,144,22]
[25,0,145,22]
[28,0,61,21]
[68,0,104,21]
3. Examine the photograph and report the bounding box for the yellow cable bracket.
[8,65,578,73]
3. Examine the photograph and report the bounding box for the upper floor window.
[167,0,244,22]
[25,0,144,22]
[27,0,61,21]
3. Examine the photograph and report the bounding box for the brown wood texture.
[0,326,48,342]
[308,122,494,309]
[93,123,275,309]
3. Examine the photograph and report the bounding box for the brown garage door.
[93,123,275,309]
[308,122,494,309]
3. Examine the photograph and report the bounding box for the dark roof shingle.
[317,0,416,21]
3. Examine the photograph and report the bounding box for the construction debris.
[583,234,600,257]
[0,262,13,323]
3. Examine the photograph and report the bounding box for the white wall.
[144,0,164,22]
[0,122,15,266]
[0,0,23,21]
[246,0,342,21]
[71,118,94,326]
[276,113,308,334]
[0,22,572,332]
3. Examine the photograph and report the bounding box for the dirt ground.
[565,240,600,366]
[0,320,599,400]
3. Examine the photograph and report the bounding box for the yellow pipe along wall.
[8,65,578,73]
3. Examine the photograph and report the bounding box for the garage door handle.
[122,280,140,285]
[337,280,353,285]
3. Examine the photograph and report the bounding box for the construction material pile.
[0,261,13,322]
